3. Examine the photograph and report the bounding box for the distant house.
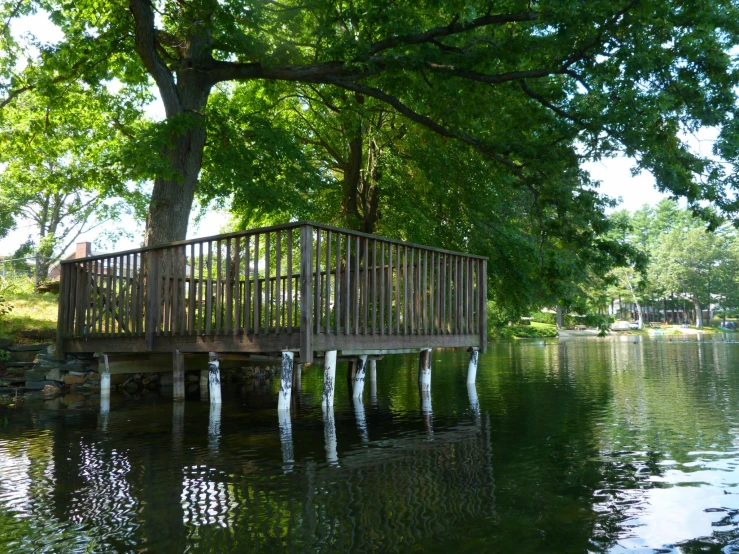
[48,242,95,281]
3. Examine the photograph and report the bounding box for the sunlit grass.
[0,292,58,341]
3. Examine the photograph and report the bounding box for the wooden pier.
[56,221,487,362]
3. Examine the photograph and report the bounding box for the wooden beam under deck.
[65,332,478,356]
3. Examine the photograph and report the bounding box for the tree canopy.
[3,0,739,311]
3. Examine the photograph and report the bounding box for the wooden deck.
[56,222,487,362]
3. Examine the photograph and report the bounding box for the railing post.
[478,259,487,353]
[55,264,67,361]
[145,250,162,351]
[299,224,314,363]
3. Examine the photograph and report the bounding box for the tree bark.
[693,296,703,328]
[143,123,208,246]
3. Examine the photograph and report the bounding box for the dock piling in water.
[208,352,221,405]
[418,348,432,392]
[173,350,185,401]
[352,355,368,399]
[467,348,479,384]
[322,350,337,407]
[278,351,294,410]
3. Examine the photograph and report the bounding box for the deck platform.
[56,222,487,361]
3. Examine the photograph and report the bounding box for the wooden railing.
[57,222,487,361]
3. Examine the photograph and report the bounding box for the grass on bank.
[490,321,558,340]
[0,278,58,343]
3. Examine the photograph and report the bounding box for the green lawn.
[0,292,59,343]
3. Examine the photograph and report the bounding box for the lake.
[2,336,739,553]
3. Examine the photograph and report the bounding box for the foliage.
[490,322,558,340]
[0,82,149,280]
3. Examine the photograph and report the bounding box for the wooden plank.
[312,230,319,333]
[206,241,213,335]
[171,248,179,336]
[354,235,360,335]
[440,254,446,334]
[325,231,331,335]
[130,255,138,334]
[62,220,487,266]
[379,242,384,335]
[286,231,293,333]
[335,232,341,335]
[243,235,251,334]
[198,243,204,335]
[65,330,477,355]
[387,242,393,334]
[363,237,368,335]
[423,250,428,334]
[275,230,281,333]
[479,259,487,353]
[55,265,68,354]
[299,225,314,363]
[233,237,241,335]
[145,250,161,350]
[123,256,129,335]
[253,234,260,334]
[65,333,304,355]
[225,238,232,334]
[215,239,222,335]
[189,243,196,335]
[395,244,401,335]
[371,240,377,335]
[403,246,409,334]
[343,234,350,334]
[264,232,271,333]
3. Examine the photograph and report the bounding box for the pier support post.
[467,348,479,384]
[173,350,185,401]
[278,351,294,411]
[322,350,337,407]
[322,404,338,466]
[208,352,221,405]
[418,348,432,392]
[208,401,221,455]
[199,370,209,401]
[278,408,294,472]
[353,355,368,399]
[100,354,110,415]
[467,383,480,415]
[369,359,377,406]
[354,395,368,442]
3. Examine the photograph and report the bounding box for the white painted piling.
[278,351,294,411]
[322,350,337,408]
[352,355,368,399]
[100,354,110,415]
[418,348,432,392]
[208,401,221,454]
[467,349,479,384]
[322,404,338,466]
[369,359,377,406]
[172,401,185,451]
[173,349,185,401]
[208,352,221,405]
[278,408,294,472]
[467,382,480,415]
[354,395,368,443]
[199,370,209,401]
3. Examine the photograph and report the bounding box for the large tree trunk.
[144,123,207,246]
[693,296,703,328]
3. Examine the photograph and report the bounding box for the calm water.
[2,337,739,553]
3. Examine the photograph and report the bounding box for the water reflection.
[4,340,739,552]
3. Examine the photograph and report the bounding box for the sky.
[1,11,716,258]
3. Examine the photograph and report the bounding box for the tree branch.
[128,0,181,116]
[368,12,540,55]
[325,78,523,175]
